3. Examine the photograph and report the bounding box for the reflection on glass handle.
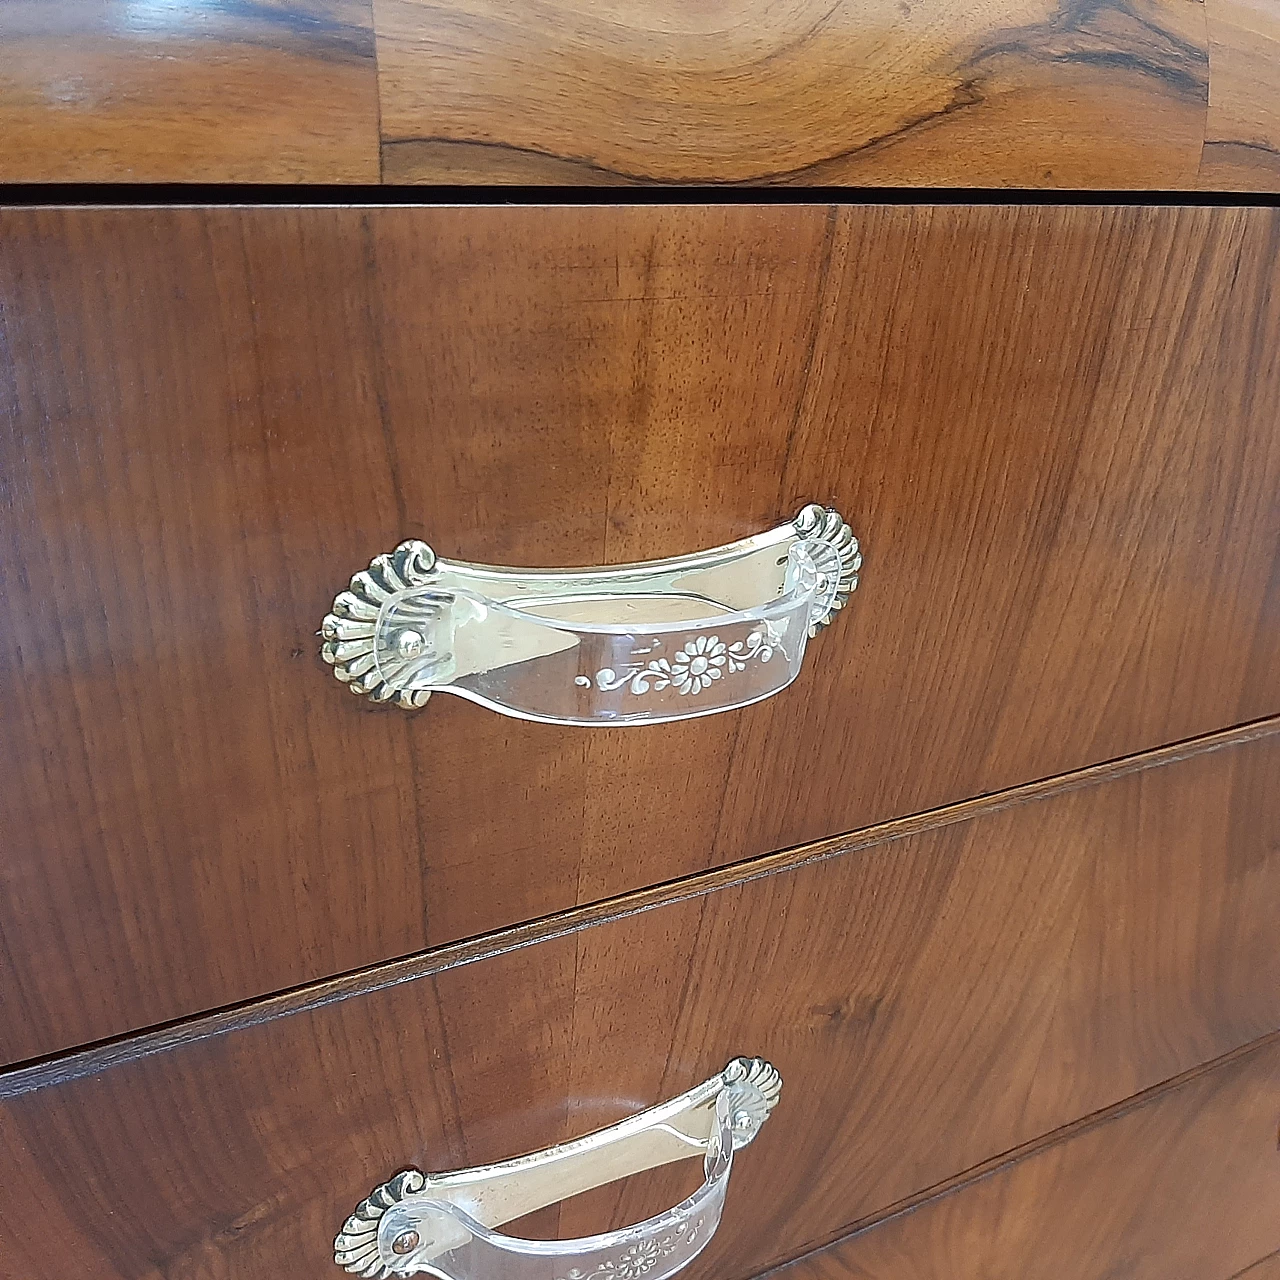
[321,505,860,724]
[333,1057,781,1280]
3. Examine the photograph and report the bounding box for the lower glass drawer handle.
[333,1056,781,1279]
[321,505,859,723]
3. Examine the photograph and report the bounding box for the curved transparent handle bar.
[334,1058,782,1280]
[322,505,860,722]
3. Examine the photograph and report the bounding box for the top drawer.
[2,202,1278,1063]
[3,0,1278,191]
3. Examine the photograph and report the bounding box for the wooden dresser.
[1,8,1278,1279]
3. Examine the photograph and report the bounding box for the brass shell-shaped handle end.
[793,503,862,634]
[320,540,437,710]
[721,1056,783,1147]
[334,1169,426,1278]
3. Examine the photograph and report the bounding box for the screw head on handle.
[391,1230,421,1255]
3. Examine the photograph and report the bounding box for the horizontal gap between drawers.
[751,1026,1280,1280]
[3,712,1278,1099]
[3,185,1280,210]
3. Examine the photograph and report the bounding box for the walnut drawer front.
[1,725,1277,1279]
[2,202,1278,1064]
[765,1034,1280,1280]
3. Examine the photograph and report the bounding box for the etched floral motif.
[726,627,774,672]
[614,1240,662,1277]
[556,1217,704,1280]
[670,635,727,693]
[578,628,778,699]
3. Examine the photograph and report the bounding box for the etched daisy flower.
[615,1240,662,1278]
[670,635,727,694]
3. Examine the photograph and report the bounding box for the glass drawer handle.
[321,505,860,724]
[334,1057,780,1280]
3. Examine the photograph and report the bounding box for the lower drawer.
[0,726,1277,1278]
[768,1034,1280,1280]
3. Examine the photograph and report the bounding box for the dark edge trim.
[1,184,1280,209]
[754,1028,1280,1279]
[1228,1247,1280,1280]
[2,713,1278,1098]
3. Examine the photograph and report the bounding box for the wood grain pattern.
[4,0,1280,186]
[764,1035,1280,1280]
[1,204,1278,1064]
[0,730,1278,1278]
[1200,0,1280,189]
[9,716,1269,1099]
[376,0,1212,188]
[0,0,380,181]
